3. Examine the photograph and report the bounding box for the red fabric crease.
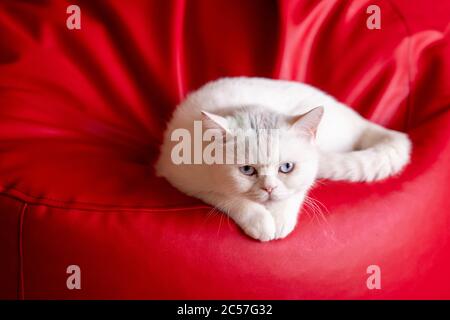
[0,0,449,299]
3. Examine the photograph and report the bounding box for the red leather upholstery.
[0,0,449,299]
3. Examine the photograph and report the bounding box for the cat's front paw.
[273,213,297,240]
[241,213,276,242]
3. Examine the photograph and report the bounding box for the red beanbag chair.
[0,0,449,299]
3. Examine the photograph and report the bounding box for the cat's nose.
[262,186,276,194]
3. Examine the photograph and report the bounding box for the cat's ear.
[290,106,324,139]
[201,111,230,134]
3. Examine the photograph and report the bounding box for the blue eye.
[239,165,256,176]
[279,162,295,173]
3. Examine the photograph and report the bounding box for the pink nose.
[262,186,276,194]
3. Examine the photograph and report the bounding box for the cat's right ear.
[201,111,230,134]
[289,106,324,139]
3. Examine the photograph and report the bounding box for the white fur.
[156,77,412,241]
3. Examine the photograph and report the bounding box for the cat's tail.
[317,124,412,182]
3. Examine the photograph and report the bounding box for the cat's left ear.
[201,111,230,134]
[289,106,324,139]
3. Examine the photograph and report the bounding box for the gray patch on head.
[227,106,288,131]
[223,106,287,164]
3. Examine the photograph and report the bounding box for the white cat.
[156,77,411,241]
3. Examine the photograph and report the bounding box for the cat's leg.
[197,192,276,241]
[266,194,304,239]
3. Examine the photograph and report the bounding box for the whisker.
[217,212,224,236]
[303,196,329,226]
[303,195,337,240]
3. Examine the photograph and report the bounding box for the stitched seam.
[274,0,287,78]
[174,0,187,101]
[17,202,27,300]
[0,186,209,211]
[385,0,414,131]
[1,191,209,213]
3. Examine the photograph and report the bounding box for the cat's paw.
[241,213,276,242]
[273,213,297,239]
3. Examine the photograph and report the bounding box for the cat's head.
[201,106,323,204]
